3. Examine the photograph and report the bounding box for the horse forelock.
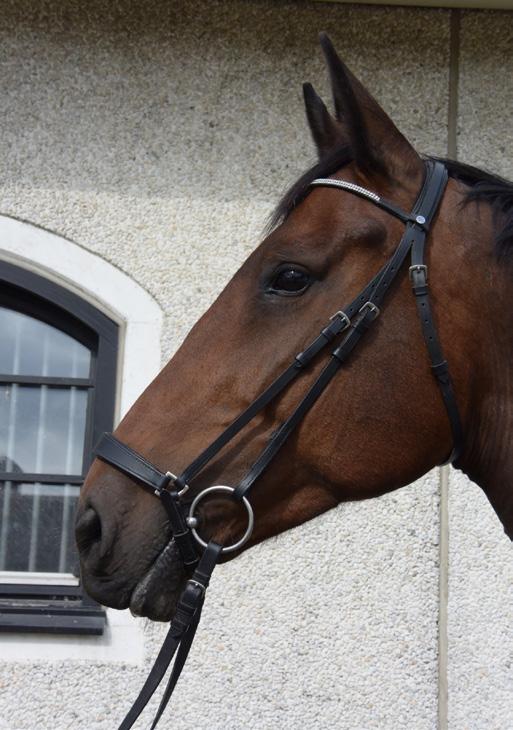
[266,144,353,233]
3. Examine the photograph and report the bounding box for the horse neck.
[457,198,513,539]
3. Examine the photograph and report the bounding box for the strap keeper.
[413,284,428,297]
[294,352,307,368]
[295,338,323,367]
[431,360,449,382]
[170,473,190,497]
[354,320,374,335]
[158,471,189,498]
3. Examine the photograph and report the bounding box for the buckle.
[409,264,428,283]
[358,301,380,319]
[186,578,206,597]
[162,471,190,498]
[329,310,351,330]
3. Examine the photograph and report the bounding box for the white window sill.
[0,608,145,664]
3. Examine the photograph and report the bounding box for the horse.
[75,32,513,723]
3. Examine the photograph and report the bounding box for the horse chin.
[129,539,187,622]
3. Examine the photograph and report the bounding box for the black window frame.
[0,260,118,635]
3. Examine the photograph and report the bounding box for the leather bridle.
[93,160,463,729]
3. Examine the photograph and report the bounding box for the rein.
[95,160,463,728]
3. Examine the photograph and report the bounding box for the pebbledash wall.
[0,2,511,729]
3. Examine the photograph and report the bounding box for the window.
[0,261,118,634]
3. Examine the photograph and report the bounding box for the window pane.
[0,482,80,573]
[0,385,88,475]
[0,306,91,378]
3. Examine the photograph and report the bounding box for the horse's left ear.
[319,33,423,183]
[303,82,345,158]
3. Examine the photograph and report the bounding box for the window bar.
[0,387,17,570]
[28,329,50,571]
[0,315,22,570]
[58,341,81,572]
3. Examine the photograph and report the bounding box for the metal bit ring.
[187,485,254,554]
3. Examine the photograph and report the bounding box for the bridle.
[94,160,463,729]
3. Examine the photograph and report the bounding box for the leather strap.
[95,434,199,568]
[411,160,447,227]
[233,314,373,500]
[160,490,199,568]
[409,162,463,463]
[117,541,221,730]
[95,433,172,494]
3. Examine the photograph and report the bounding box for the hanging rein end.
[117,540,223,730]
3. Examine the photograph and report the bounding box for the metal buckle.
[358,301,380,319]
[186,578,206,596]
[408,264,428,283]
[164,470,190,498]
[188,485,254,554]
[329,310,351,330]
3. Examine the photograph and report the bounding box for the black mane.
[435,157,513,258]
[269,152,513,258]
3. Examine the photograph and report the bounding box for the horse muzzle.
[129,538,187,621]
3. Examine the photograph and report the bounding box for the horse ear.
[319,32,422,181]
[303,82,344,158]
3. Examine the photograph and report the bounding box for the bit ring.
[187,485,254,554]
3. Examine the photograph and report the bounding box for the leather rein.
[94,160,463,728]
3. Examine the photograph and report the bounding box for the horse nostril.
[75,506,102,554]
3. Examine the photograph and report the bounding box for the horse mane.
[434,157,513,259]
[268,152,513,259]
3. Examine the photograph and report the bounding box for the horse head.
[76,34,513,622]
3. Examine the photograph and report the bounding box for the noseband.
[94,160,463,729]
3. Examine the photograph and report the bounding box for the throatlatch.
[95,159,463,729]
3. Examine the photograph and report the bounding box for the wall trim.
[0,214,164,665]
[438,466,450,730]
[0,214,162,421]
[315,0,513,9]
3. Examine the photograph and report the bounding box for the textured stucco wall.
[0,2,510,729]
[447,11,513,730]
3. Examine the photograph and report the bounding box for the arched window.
[0,261,118,633]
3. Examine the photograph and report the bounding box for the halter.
[94,160,463,729]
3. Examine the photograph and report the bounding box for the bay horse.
[76,33,513,726]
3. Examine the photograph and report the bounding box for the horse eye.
[268,267,311,295]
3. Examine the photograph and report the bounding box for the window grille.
[0,261,118,634]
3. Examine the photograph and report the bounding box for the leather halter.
[94,160,463,728]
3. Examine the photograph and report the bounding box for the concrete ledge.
[316,0,513,9]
